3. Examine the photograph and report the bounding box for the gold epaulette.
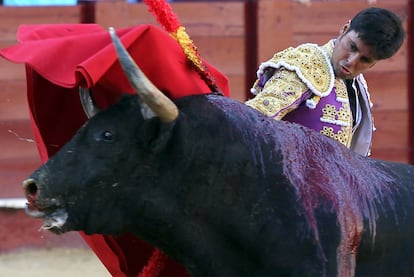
[258,43,335,97]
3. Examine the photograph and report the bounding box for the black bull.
[23,92,414,276]
[22,31,414,276]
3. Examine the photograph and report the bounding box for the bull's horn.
[79,87,100,118]
[108,27,179,123]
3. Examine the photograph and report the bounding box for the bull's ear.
[79,87,100,118]
[139,119,176,153]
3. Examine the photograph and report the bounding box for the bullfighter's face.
[331,24,378,80]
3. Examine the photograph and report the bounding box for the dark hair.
[348,7,405,60]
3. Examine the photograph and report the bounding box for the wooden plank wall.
[95,1,247,101]
[258,0,409,162]
[0,0,410,200]
[0,6,82,197]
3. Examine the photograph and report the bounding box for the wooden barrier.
[0,6,82,198]
[95,1,248,101]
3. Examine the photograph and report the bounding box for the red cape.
[0,24,230,276]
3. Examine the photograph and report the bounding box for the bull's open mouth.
[24,196,62,219]
[25,203,69,233]
[42,210,68,234]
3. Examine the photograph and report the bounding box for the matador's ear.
[340,20,351,35]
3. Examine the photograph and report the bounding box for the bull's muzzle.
[22,178,46,218]
[23,178,38,204]
[22,178,68,233]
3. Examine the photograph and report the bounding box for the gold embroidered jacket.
[245,40,374,156]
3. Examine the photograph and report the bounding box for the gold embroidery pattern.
[321,104,337,123]
[246,68,308,119]
[269,44,333,95]
[334,79,348,102]
[320,126,349,146]
[320,104,351,127]
[319,80,353,147]
[337,105,351,125]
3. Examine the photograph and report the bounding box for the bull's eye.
[101,130,114,142]
[94,130,115,142]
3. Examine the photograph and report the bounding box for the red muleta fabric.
[0,23,230,277]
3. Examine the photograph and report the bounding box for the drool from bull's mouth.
[41,209,68,233]
[25,203,68,233]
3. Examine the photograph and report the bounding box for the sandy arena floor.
[0,209,112,276]
[0,248,111,277]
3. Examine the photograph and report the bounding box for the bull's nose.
[23,178,39,199]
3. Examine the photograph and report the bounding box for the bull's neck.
[130,204,217,275]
